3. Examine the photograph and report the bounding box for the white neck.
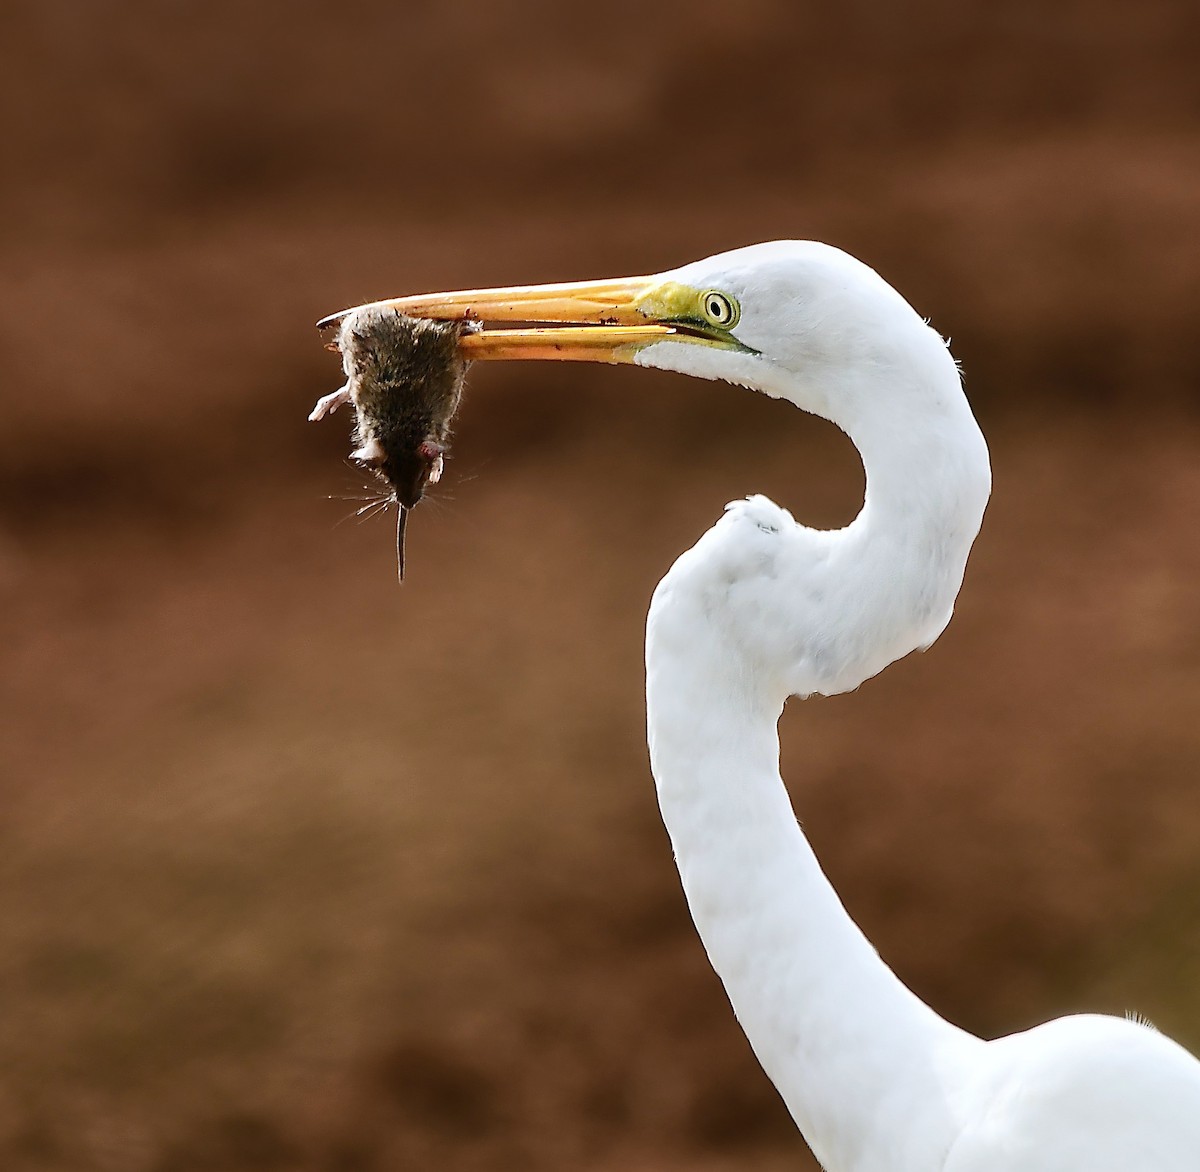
[644,348,990,1170]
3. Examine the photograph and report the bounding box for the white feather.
[636,242,1200,1170]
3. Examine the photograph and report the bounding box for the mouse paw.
[309,382,351,422]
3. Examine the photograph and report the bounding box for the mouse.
[310,306,471,582]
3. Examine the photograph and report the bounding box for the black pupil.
[710,298,724,319]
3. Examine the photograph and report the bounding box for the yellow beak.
[317,275,739,364]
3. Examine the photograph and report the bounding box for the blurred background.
[2,2,1199,1169]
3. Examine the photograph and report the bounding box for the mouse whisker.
[355,499,393,525]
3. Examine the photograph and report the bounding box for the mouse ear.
[417,440,446,485]
[350,436,386,465]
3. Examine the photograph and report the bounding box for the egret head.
[634,243,963,432]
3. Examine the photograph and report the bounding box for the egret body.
[323,241,1200,1169]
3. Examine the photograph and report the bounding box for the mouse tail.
[396,505,408,584]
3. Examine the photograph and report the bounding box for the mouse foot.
[309,382,351,422]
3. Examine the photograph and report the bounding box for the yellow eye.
[701,290,738,328]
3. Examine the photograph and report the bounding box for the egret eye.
[701,290,738,328]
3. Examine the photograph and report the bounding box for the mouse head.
[386,438,445,508]
[353,435,445,508]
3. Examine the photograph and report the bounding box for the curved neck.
[644,353,990,1170]
[796,348,992,697]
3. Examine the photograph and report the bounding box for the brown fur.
[329,307,470,580]
[337,307,468,508]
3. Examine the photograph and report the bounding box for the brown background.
[2,3,1199,1169]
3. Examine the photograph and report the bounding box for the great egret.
[322,241,1200,1169]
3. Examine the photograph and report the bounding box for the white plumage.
[637,242,1200,1170]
